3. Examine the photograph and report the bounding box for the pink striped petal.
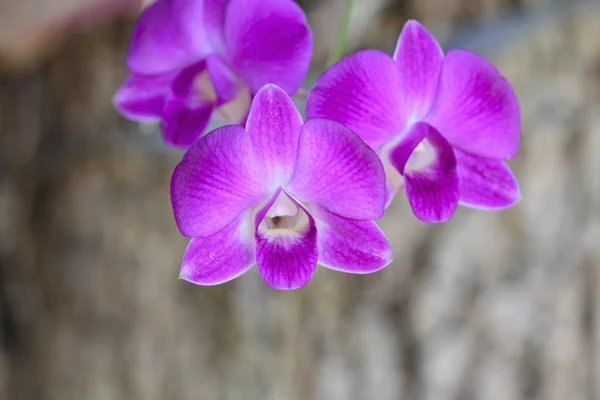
[171,124,268,238]
[390,123,460,223]
[246,85,304,187]
[180,212,254,285]
[425,49,520,159]
[225,0,312,95]
[289,118,386,220]
[312,206,391,274]
[255,191,317,290]
[113,72,175,121]
[393,20,444,123]
[307,50,403,148]
[455,150,521,209]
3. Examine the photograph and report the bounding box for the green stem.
[326,0,356,67]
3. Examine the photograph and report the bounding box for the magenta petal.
[393,20,444,122]
[205,54,239,105]
[425,49,520,159]
[455,150,521,209]
[225,0,312,95]
[307,50,403,148]
[312,206,391,274]
[171,124,268,237]
[255,192,317,290]
[161,100,213,148]
[126,0,208,75]
[390,123,460,223]
[246,85,304,186]
[180,212,254,285]
[289,118,386,220]
[113,72,174,121]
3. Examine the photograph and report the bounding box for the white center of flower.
[259,191,309,233]
[404,140,436,171]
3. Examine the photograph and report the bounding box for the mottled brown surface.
[1,0,600,399]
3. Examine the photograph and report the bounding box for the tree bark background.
[1,0,600,399]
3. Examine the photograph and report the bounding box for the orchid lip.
[256,190,310,236]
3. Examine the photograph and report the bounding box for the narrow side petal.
[171,124,268,237]
[113,72,175,121]
[312,206,391,274]
[255,193,317,290]
[126,0,208,75]
[289,118,386,221]
[307,50,403,148]
[225,0,312,95]
[425,49,520,159]
[246,85,304,186]
[393,20,444,122]
[455,150,521,209]
[180,212,254,285]
[390,123,460,223]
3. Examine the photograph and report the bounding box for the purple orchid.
[113,0,312,148]
[306,20,521,223]
[170,84,391,290]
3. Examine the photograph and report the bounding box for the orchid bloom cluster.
[114,0,521,290]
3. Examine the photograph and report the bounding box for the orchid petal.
[390,123,460,223]
[307,50,403,148]
[255,191,318,290]
[246,85,304,187]
[393,20,444,123]
[113,72,174,121]
[425,49,520,159]
[161,100,213,148]
[312,206,391,274]
[126,0,210,75]
[455,150,521,209]
[289,118,386,220]
[171,124,268,237]
[160,61,213,148]
[225,0,312,95]
[180,211,254,285]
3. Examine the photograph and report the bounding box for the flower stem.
[326,0,356,67]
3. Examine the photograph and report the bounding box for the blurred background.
[1,0,600,399]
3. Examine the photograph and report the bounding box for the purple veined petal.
[389,122,460,223]
[424,49,520,159]
[246,85,304,187]
[393,20,444,123]
[180,211,255,285]
[113,72,175,121]
[455,149,521,209]
[289,118,386,220]
[307,50,404,148]
[311,206,392,274]
[254,190,318,290]
[225,0,312,95]
[126,0,209,75]
[171,124,269,237]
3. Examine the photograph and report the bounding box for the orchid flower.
[113,0,312,148]
[170,84,391,290]
[307,20,521,223]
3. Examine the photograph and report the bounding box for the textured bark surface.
[1,1,600,399]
